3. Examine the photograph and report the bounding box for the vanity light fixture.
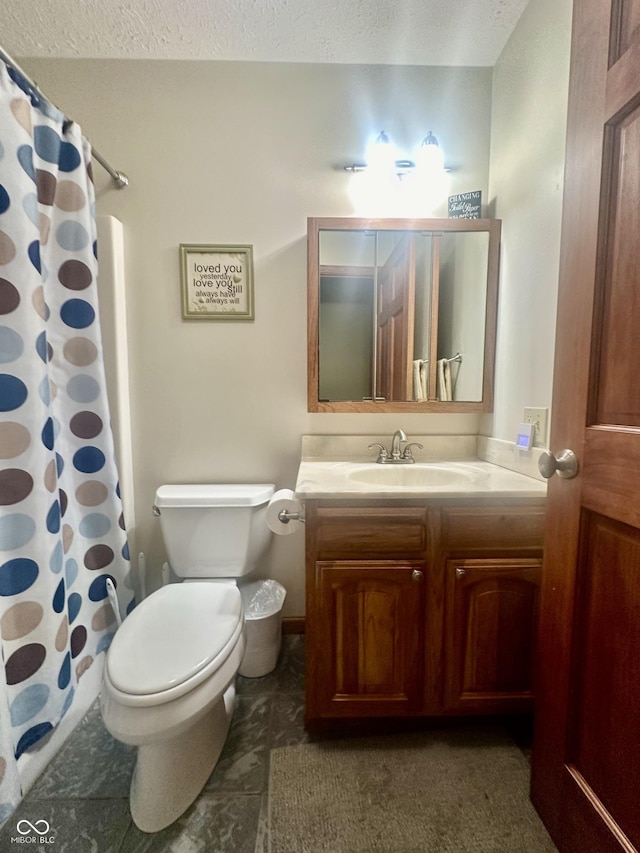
[343,130,448,179]
[415,131,445,173]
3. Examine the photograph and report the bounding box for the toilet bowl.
[100,483,275,833]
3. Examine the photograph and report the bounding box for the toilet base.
[130,683,236,832]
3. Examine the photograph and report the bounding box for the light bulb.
[416,132,445,173]
[366,130,397,176]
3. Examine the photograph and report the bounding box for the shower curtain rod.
[0,44,128,189]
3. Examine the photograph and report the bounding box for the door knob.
[538,449,579,480]
[411,569,423,582]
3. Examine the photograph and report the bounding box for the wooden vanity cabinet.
[442,558,541,714]
[312,560,426,718]
[439,504,544,715]
[304,498,545,728]
[305,503,429,720]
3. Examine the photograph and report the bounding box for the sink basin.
[347,463,489,488]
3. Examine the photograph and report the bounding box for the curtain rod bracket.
[0,43,129,190]
[91,147,128,189]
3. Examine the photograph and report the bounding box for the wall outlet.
[523,407,549,448]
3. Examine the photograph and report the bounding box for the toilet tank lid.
[155,484,275,508]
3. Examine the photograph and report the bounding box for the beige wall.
[485,0,573,443]
[25,1,572,616]
[25,59,492,614]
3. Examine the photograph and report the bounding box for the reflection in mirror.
[308,218,501,414]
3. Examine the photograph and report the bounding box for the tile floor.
[1,635,538,853]
[0,634,308,853]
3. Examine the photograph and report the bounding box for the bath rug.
[268,726,557,852]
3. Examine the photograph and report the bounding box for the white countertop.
[295,458,547,501]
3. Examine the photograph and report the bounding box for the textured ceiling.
[3,0,529,66]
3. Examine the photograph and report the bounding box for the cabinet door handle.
[456,567,466,579]
[411,569,423,582]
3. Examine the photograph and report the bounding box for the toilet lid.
[107,583,243,695]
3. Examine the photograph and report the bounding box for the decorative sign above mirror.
[307,217,501,413]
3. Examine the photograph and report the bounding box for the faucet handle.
[401,442,424,461]
[368,443,389,462]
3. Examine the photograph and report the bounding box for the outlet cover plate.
[523,407,549,448]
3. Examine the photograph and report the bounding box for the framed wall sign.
[448,191,482,219]
[179,243,254,320]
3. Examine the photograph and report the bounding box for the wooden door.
[375,234,415,401]
[531,2,640,851]
[311,561,425,718]
[443,558,541,714]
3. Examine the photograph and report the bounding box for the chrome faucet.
[369,429,424,464]
[390,429,407,460]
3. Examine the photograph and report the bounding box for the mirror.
[307,217,501,413]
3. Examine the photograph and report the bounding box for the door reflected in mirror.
[308,218,501,413]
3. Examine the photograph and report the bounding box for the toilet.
[100,483,275,833]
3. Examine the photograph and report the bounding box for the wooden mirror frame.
[307,217,501,413]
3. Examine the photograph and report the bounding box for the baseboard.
[282,616,305,634]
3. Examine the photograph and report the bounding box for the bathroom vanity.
[295,438,547,729]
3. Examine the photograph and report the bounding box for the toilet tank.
[153,484,275,579]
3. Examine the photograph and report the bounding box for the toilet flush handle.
[152,505,161,517]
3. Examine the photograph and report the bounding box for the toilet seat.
[106,582,243,706]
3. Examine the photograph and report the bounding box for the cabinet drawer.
[441,504,545,550]
[311,505,428,558]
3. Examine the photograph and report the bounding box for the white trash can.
[238,579,287,678]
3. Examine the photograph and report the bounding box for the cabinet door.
[443,558,541,714]
[309,561,425,719]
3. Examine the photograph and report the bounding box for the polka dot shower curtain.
[0,63,134,820]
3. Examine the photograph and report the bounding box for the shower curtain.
[0,62,134,821]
